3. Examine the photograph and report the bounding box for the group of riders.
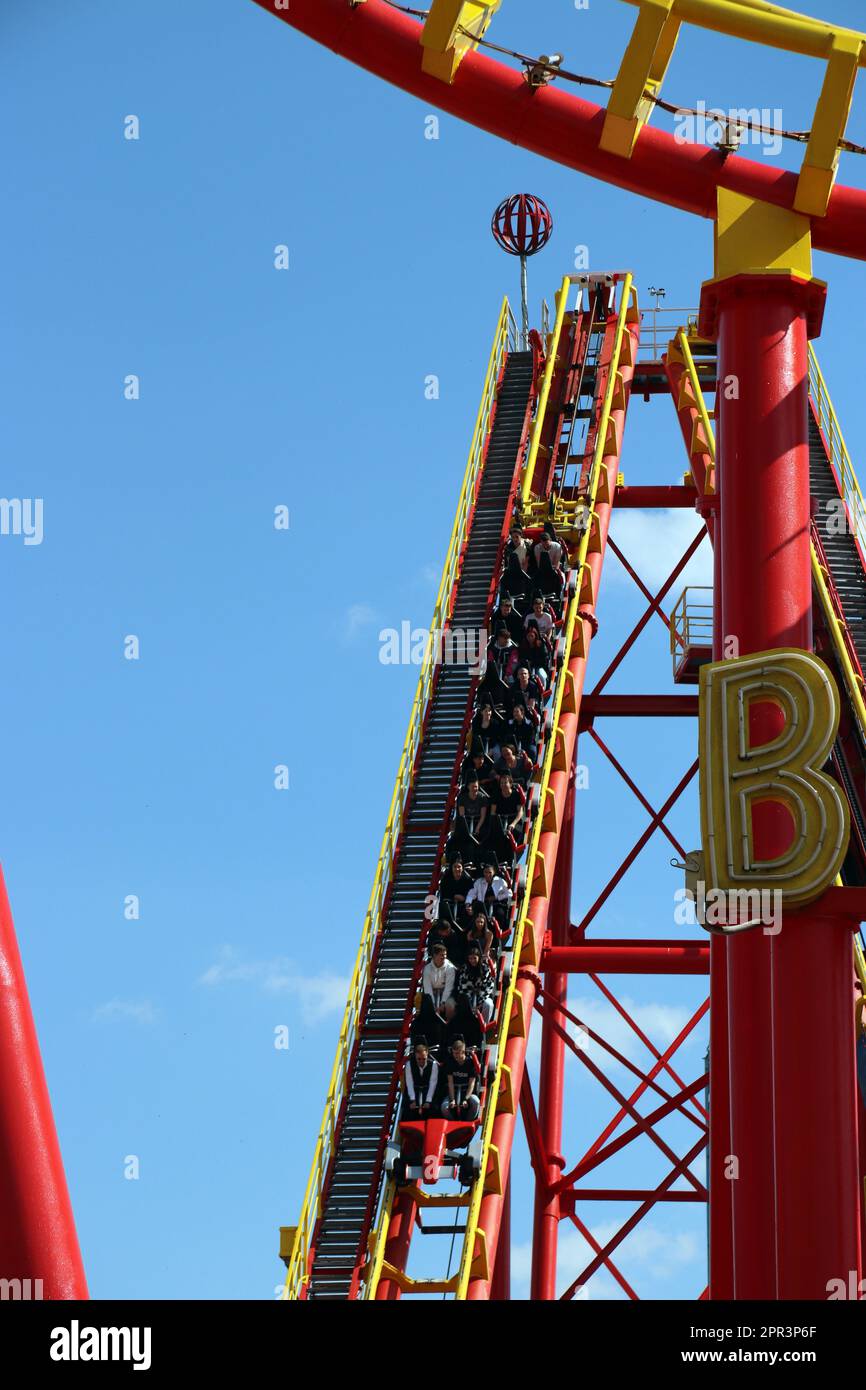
[403,518,571,1125]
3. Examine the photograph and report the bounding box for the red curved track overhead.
[250,0,866,261]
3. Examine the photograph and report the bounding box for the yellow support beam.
[484,1144,503,1196]
[602,0,681,156]
[714,188,813,280]
[797,32,864,216]
[521,276,572,504]
[378,1263,460,1295]
[610,0,866,216]
[420,0,502,83]
[278,1226,297,1267]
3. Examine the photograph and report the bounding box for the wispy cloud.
[608,510,712,593]
[199,946,348,1023]
[92,999,158,1026]
[510,1221,702,1299]
[416,562,440,590]
[569,992,700,1066]
[342,603,379,643]
[526,992,703,1076]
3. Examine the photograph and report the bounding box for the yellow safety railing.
[670,337,866,741]
[282,295,517,1300]
[669,337,866,742]
[675,327,716,491]
[811,549,866,744]
[808,345,866,742]
[454,274,636,1299]
[670,585,713,677]
[520,275,572,505]
[809,344,866,545]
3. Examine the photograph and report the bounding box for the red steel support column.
[0,868,87,1298]
[706,492,734,1298]
[701,269,860,1298]
[530,767,576,1300]
[375,1188,416,1300]
[490,1176,511,1300]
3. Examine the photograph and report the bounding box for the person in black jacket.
[445,774,490,866]
[438,854,475,929]
[486,772,526,868]
[509,664,544,720]
[520,619,553,686]
[426,916,465,968]
[460,738,497,792]
[500,551,533,606]
[471,699,505,758]
[493,592,524,645]
[494,740,534,793]
[507,697,539,757]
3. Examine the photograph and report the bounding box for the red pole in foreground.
[701,263,861,1298]
[707,499,734,1299]
[490,1176,511,1300]
[530,766,576,1299]
[0,867,87,1298]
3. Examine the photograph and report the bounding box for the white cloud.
[92,999,158,1026]
[608,509,712,593]
[568,992,701,1069]
[527,992,699,1072]
[510,1219,702,1299]
[590,1217,701,1280]
[417,562,440,590]
[342,603,379,642]
[199,946,349,1023]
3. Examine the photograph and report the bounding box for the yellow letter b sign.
[699,649,849,906]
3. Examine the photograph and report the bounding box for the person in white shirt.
[533,524,564,573]
[524,592,555,641]
[466,860,513,935]
[417,943,457,1044]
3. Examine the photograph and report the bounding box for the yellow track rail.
[520,275,572,506]
[675,327,716,493]
[364,276,637,1299]
[282,296,516,1300]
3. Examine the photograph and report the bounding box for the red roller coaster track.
[249,0,866,261]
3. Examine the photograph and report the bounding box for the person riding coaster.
[388,1034,484,1188]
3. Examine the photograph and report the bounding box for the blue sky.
[4,0,866,1300]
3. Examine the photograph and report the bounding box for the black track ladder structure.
[809,410,866,863]
[810,413,866,672]
[306,351,534,1299]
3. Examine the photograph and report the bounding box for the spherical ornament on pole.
[491,194,553,348]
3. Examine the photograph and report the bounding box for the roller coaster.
[3,0,866,1305]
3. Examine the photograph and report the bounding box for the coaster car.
[386,1117,483,1187]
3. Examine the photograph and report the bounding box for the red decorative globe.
[491,194,553,257]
